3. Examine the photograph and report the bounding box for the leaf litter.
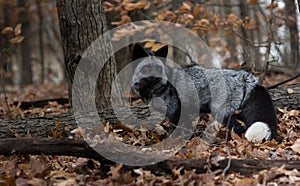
[0,83,299,185]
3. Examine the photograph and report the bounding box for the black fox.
[131,44,278,142]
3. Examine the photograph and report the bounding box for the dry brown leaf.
[152,43,165,51]
[135,1,147,9]
[103,1,115,12]
[248,0,257,5]
[288,110,299,117]
[236,178,256,186]
[144,40,155,48]
[52,120,62,138]
[193,5,203,17]
[124,3,136,11]
[14,23,22,36]
[266,1,278,9]
[247,148,270,159]
[9,35,25,44]
[291,139,300,154]
[264,139,278,147]
[50,170,75,179]
[182,2,191,11]
[125,1,147,11]
[1,26,13,35]
[111,15,131,26]
[199,19,210,26]
[244,19,256,30]
[227,13,238,23]
[108,164,123,180]
[121,0,133,6]
[231,130,242,142]
[27,178,47,186]
[30,156,47,176]
[157,14,164,21]
[17,163,31,170]
[0,160,16,176]
[144,1,151,9]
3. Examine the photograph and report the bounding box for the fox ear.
[154,45,168,58]
[132,44,148,62]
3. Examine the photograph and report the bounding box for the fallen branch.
[0,137,299,175]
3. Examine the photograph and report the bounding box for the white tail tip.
[245,122,271,142]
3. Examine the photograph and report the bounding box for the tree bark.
[269,83,300,111]
[239,0,252,71]
[36,0,45,83]
[0,105,157,138]
[1,2,13,85]
[56,0,122,109]
[19,0,33,85]
[0,83,299,139]
[285,0,300,71]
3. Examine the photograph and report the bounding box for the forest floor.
[0,75,300,186]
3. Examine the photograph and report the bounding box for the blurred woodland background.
[0,1,300,185]
[1,0,300,86]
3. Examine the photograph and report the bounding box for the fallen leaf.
[291,139,300,154]
[0,176,15,186]
[124,1,147,11]
[237,178,256,186]
[103,1,115,12]
[27,178,47,186]
[199,19,210,26]
[248,0,257,5]
[182,2,191,11]
[18,163,31,170]
[111,15,131,26]
[108,164,122,180]
[152,43,166,51]
[288,110,299,117]
[50,170,75,179]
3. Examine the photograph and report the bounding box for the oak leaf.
[9,35,25,44]
[1,26,13,35]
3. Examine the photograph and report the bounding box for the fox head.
[131,44,169,97]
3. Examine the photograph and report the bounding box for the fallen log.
[269,83,300,111]
[0,137,299,175]
[0,84,299,139]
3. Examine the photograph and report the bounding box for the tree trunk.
[19,0,33,85]
[1,2,13,85]
[36,0,45,83]
[285,0,300,71]
[239,0,252,71]
[224,0,239,67]
[56,0,122,110]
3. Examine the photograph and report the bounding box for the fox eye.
[155,66,162,73]
[141,65,150,73]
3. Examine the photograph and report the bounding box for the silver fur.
[132,59,258,120]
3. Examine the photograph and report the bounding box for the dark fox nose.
[137,77,162,88]
[148,76,161,83]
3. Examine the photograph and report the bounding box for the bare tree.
[285,0,300,71]
[36,0,45,83]
[1,2,13,85]
[18,0,33,85]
